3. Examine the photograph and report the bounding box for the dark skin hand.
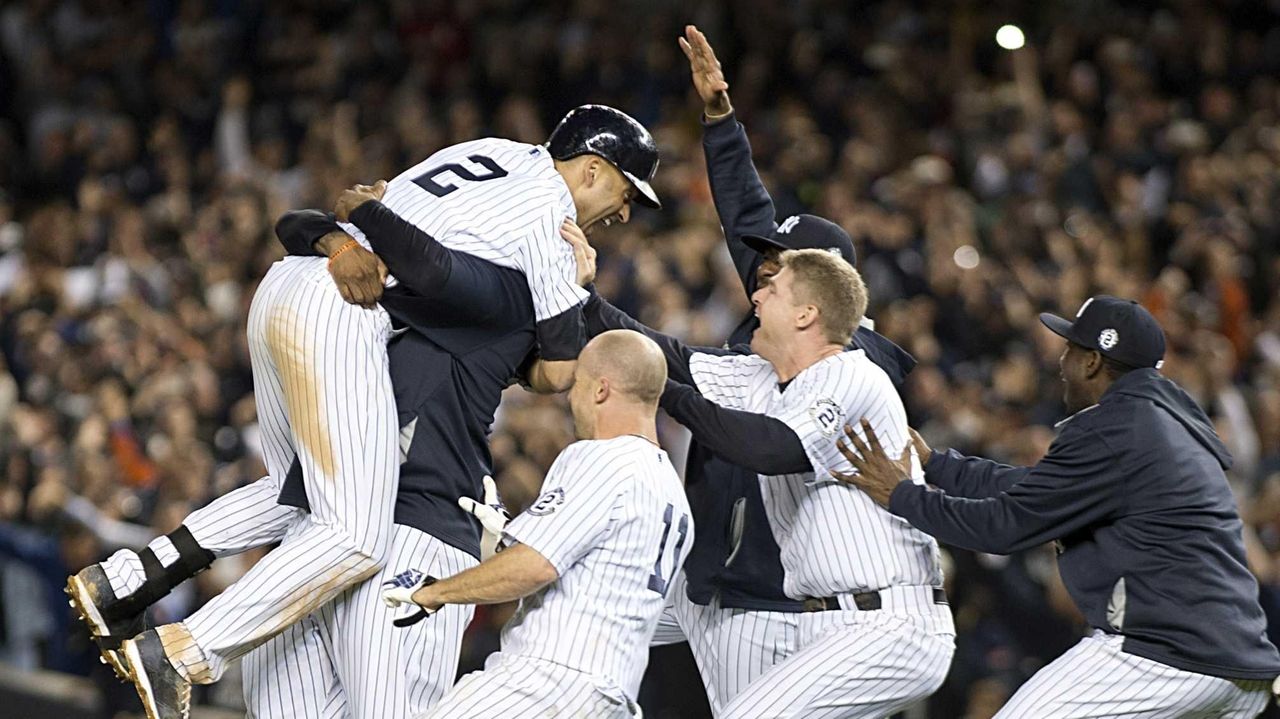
[678,25,733,119]
[829,418,931,507]
[320,180,389,308]
[316,230,387,308]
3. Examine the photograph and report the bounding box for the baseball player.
[382,329,693,719]
[646,25,920,714]
[67,106,660,719]
[837,296,1280,718]
[575,244,955,717]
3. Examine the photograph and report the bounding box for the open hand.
[678,25,732,118]
[829,418,915,507]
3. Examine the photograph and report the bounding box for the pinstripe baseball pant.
[242,523,477,719]
[419,652,640,719]
[169,257,399,683]
[103,469,473,717]
[995,630,1272,718]
[101,472,301,599]
[651,571,800,716]
[720,587,955,719]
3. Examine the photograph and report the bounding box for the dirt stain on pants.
[265,304,338,480]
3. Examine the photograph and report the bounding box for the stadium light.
[996,24,1025,51]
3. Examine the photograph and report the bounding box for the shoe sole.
[121,638,185,719]
[66,574,131,682]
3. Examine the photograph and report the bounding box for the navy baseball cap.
[741,215,856,268]
[1039,296,1166,370]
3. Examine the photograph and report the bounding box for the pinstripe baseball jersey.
[500,435,693,700]
[340,138,587,359]
[688,349,943,598]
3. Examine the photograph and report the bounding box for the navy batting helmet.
[547,105,661,208]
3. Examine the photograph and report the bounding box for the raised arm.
[681,25,777,294]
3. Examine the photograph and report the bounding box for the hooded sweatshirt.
[890,368,1280,679]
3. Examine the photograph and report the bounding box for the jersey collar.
[531,145,578,222]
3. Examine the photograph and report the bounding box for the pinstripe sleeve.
[688,352,768,409]
[772,364,907,481]
[502,443,626,575]
[772,391,850,476]
[527,202,590,359]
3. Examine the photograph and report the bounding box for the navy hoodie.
[891,369,1280,679]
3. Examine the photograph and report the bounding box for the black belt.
[801,587,947,612]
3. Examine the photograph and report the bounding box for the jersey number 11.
[648,503,690,597]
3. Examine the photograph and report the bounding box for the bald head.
[578,330,668,405]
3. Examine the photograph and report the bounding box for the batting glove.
[459,475,509,561]
[380,569,438,627]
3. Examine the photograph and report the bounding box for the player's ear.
[585,157,602,187]
[595,377,610,404]
[795,304,819,331]
[1083,349,1104,379]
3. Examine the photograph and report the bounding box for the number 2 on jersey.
[412,155,508,198]
[648,503,690,596]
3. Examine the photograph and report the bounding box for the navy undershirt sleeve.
[660,379,810,475]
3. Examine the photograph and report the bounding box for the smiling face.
[573,158,634,234]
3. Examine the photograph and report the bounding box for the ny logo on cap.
[1098,328,1119,350]
[778,216,801,234]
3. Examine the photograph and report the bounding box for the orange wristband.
[327,239,360,265]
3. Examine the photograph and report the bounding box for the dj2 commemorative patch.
[527,488,566,516]
[809,398,845,437]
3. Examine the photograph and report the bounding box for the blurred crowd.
[1,0,1279,717]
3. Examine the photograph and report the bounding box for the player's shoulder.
[690,349,773,375]
[824,348,894,391]
[551,437,632,476]
[554,437,668,485]
[439,136,533,158]
[790,349,898,421]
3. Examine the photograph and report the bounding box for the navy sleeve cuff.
[925,449,951,475]
[701,111,737,130]
[536,308,588,361]
[275,210,339,257]
[887,480,925,518]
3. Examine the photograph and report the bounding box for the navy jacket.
[274,204,537,559]
[679,114,916,610]
[892,369,1280,679]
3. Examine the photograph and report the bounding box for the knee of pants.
[326,528,391,582]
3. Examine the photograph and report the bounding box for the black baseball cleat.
[66,564,145,681]
[120,629,191,719]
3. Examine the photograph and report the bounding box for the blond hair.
[779,249,868,345]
